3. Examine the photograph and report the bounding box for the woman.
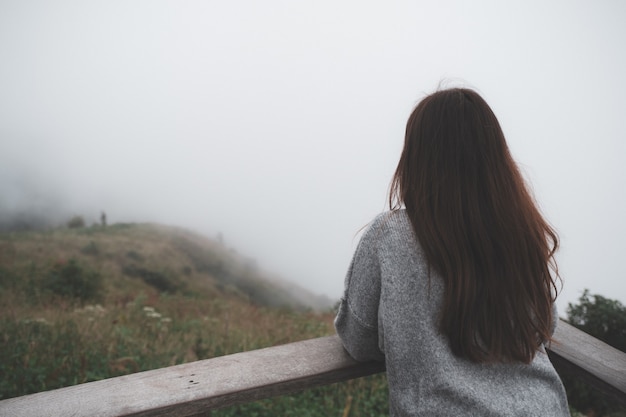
[335,88,569,416]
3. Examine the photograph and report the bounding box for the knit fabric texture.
[335,210,569,416]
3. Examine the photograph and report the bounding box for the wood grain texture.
[0,320,623,416]
[548,320,626,405]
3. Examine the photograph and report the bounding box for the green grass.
[0,223,387,415]
[0,290,388,415]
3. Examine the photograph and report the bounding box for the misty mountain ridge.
[0,219,335,312]
[0,208,65,232]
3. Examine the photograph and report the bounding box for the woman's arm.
[334,218,385,362]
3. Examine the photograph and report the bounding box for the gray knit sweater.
[335,210,569,416]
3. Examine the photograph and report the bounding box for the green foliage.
[0,295,372,414]
[567,289,626,350]
[564,289,626,417]
[0,266,18,289]
[0,318,97,398]
[125,250,144,262]
[212,376,389,417]
[43,259,103,303]
[67,216,85,229]
[80,241,100,256]
[122,265,183,294]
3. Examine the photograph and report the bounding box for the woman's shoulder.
[368,209,411,232]
[361,210,414,245]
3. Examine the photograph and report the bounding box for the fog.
[1,0,625,314]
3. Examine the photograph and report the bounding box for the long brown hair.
[389,88,560,363]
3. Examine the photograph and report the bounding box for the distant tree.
[563,289,626,416]
[101,211,107,227]
[67,215,85,229]
[567,290,626,350]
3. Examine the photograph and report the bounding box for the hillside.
[0,222,334,311]
[0,222,375,410]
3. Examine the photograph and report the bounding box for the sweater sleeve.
[334,218,385,362]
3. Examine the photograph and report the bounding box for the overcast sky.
[1,0,624,314]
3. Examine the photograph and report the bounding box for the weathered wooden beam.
[0,319,623,416]
[549,320,626,405]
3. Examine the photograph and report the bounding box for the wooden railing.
[1,320,624,417]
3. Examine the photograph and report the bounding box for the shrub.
[80,241,99,256]
[0,266,18,289]
[67,216,85,229]
[43,259,103,303]
[122,265,182,293]
[125,251,144,262]
[567,290,626,350]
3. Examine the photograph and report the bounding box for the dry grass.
[0,222,329,309]
[0,223,390,415]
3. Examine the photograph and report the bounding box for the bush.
[0,266,18,289]
[67,216,85,229]
[80,241,99,256]
[567,290,626,350]
[43,259,103,303]
[122,265,182,293]
[126,251,144,262]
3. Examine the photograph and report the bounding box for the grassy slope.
[0,223,390,416]
[0,222,333,311]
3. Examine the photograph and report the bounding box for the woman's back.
[335,210,569,416]
[335,87,569,414]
